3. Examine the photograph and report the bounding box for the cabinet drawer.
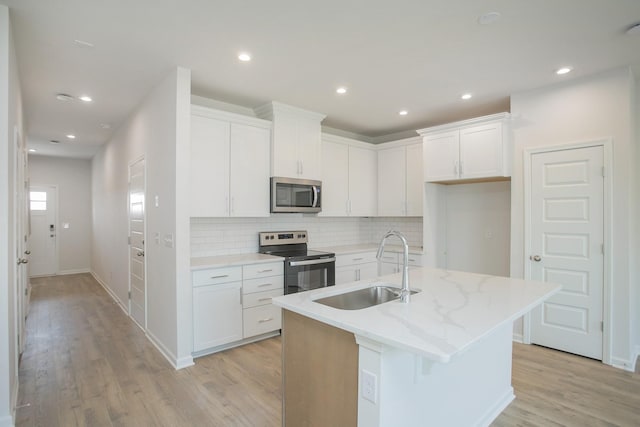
[193,266,242,287]
[243,304,282,338]
[377,252,398,264]
[243,288,283,308]
[243,275,284,294]
[243,262,284,280]
[335,251,377,267]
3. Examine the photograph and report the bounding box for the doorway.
[29,185,58,277]
[524,142,609,361]
[129,157,146,329]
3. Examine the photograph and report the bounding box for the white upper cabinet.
[377,139,423,216]
[190,105,271,217]
[255,102,326,180]
[320,135,377,217]
[418,113,511,183]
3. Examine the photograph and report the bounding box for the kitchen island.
[272,267,560,427]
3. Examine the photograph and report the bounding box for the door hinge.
[601,166,605,178]
[128,236,131,245]
[601,243,604,255]
[128,291,131,299]
[600,321,604,332]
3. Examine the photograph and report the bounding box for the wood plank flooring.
[16,273,640,426]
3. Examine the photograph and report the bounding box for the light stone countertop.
[191,253,283,270]
[272,267,559,363]
[312,243,423,255]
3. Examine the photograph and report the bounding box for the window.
[30,191,47,211]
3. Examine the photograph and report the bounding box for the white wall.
[191,216,423,257]
[0,5,24,426]
[633,70,640,366]
[510,67,637,368]
[91,67,192,369]
[444,181,511,276]
[29,156,91,274]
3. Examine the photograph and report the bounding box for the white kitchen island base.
[356,322,514,427]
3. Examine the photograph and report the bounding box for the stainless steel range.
[258,231,335,294]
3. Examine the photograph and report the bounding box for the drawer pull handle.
[257,269,273,273]
[258,297,272,302]
[352,257,364,261]
[258,283,272,288]
[210,274,229,279]
[258,317,274,323]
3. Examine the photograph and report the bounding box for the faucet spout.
[376,230,411,303]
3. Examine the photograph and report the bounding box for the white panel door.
[405,143,423,216]
[348,146,377,216]
[29,185,57,276]
[319,140,349,216]
[529,146,604,360]
[229,123,270,217]
[423,131,459,182]
[129,158,146,329]
[459,122,503,179]
[190,115,230,217]
[377,146,405,216]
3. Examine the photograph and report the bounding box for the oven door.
[285,257,335,294]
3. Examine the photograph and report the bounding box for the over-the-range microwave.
[271,177,322,213]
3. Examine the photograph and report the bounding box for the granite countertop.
[191,253,283,270]
[272,267,559,363]
[312,243,423,255]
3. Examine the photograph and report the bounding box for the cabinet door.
[349,146,377,216]
[423,131,459,182]
[271,114,299,178]
[378,261,398,276]
[297,119,322,180]
[193,282,243,352]
[405,143,423,216]
[229,123,270,217]
[358,262,379,281]
[459,122,503,179]
[319,140,349,216]
[190,115,230,217]
[335,265,358,285]
[377,146,406,216]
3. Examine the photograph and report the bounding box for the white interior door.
[15,127,29,354]
[29,185,57,277]
[529,145,604,360]
[129,158,146,329]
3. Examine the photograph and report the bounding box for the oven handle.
[289,257,336,267]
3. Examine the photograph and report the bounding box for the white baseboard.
[90,271,128,315]
[611,356,636,372]
[512,332,524,343]
[477,388,515,427]
[146,329,192,370]
[57,268,90,276]
[0,414,14,427]
[633,345,640,372]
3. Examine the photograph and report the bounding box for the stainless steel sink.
[313,285,419,310]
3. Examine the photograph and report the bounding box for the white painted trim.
[56,268,90,276]
[9,373,18,426]
[90,271,128,316]
[610,357,636,372]
[512,332,524,344]
[522,138,613,366]
[191,104,272,129]
[145,329,194,370]
[191,330,280,359]
[321,132,376,150]
[374,136,422,150]
[254,101,326,122]
[632,345,640,372]
[416,112,511,135]
[477,388,515,427]
[0,415,13,427]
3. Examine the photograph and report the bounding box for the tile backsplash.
[191,216,423,257]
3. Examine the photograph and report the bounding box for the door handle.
[137,251,145,257]
[24,250,31,255]
[530,255,542,262]
[17,258,28,265]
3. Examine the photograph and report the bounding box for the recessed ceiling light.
[56,93,74,102]
[556,67,572,75]
[73,39,94,48]
[50,140,60,144]
[399,110,408,116]
[28,149,36,153]
[238,53,251,62]
[477,12,501,25]
[79,95,92,102]
[66,134,76,139]
[336,87,347,94]
[461,93,473,100]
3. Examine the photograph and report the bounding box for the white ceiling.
[3,0,640,158]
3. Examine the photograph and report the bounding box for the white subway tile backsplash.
[190,216,423,257]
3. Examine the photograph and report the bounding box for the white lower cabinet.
[193,280,243,352]
[193,261,283,355]
[335,252,378,285]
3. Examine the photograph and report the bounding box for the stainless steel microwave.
[271,177,322,213]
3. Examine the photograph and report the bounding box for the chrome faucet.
[377,230,411,303]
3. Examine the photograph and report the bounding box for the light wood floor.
[16,273,640,426]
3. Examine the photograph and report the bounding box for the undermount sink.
[313,285,420,310]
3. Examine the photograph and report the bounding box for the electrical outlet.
[361,369,377,403]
